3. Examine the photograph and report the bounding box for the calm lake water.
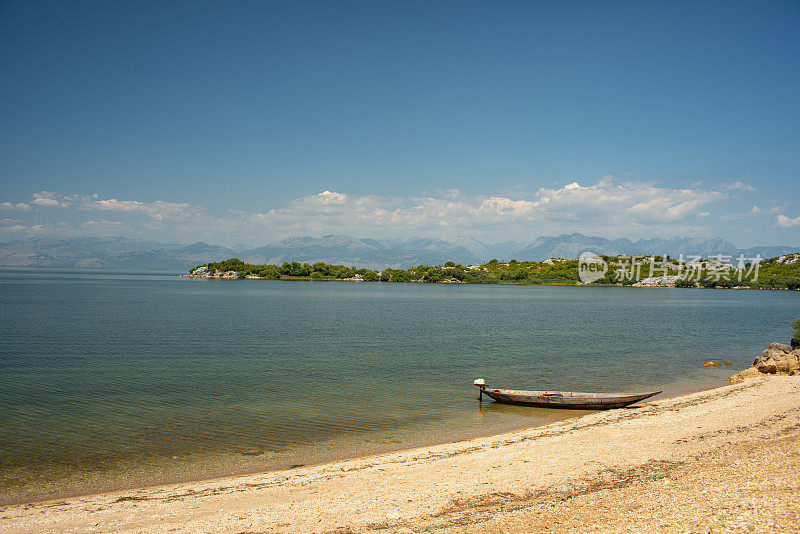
[1,269,799,504]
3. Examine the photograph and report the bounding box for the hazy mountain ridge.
[511,234,743,261]
[0,234,797,272]
[0,237,234,271]
[241,235,480,268]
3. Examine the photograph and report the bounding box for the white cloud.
[315,190,348,205]
[722,181,755,192]
[528,179,726,224]
[720,206,762,221]
[0,224,30,232]
[86,198,198,221]
[2,179,737,243]
[0,201,31,211]
[243,178,728,239]
[26,191,205,222]
[0,222,72,237]
[776,214,800,228]
[476,197,536,217]
[31,191,67,207]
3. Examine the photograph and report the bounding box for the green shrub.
[361,270,379,282]
[792,317,800,341]
[699,277,718,289]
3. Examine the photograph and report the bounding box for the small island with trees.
[186,253,800,290]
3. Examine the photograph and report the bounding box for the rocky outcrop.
[754,343,800,374]
[727,341,800,383]
[726,367,763,383]
[702,360,722,367]
[768,342,792,353]
[756,358,778,374]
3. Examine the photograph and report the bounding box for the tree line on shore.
[194,255,800,289]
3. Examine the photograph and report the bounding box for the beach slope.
[2,375,799,533]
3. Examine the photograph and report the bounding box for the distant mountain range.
[0,234,797,272]
[0,237,235,272]
[511,234,795,262]
[240,235,487,270]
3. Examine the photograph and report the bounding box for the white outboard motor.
[474,378,486,400]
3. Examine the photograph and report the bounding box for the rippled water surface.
[1,269,798,503]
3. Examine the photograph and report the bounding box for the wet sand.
[2,375,798,533]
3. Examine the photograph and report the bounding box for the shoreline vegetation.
[185,252,800,290]
[4,375,799,532]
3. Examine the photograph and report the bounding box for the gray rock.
[756,357,777,374]
[774,352,800,372]
[768,342,792,353]
[753,348,782,367]
[750,342,800,375]
[726,366,762,383]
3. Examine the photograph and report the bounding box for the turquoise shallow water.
[1,269,799,504]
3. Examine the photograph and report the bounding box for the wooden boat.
[473,380,660,410]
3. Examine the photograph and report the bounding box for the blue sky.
[1,0,799,247]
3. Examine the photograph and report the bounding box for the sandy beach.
[2,375,799,533]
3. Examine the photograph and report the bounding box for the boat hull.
[481,388,661,410]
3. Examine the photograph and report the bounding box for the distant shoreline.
[185,254,800,290]
[183,273,800,290]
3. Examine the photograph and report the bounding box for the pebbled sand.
[2,375,799,533]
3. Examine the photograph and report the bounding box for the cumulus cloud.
[0,201,31,211]
[0,222,72,237]
[2,178,736,242]
[722,181,756,192]
[31,191,66,207]
[26,191,205,222]
[720,206,762,221]
[86,198,199,220]
[528,178,726,224]
[1,202,30,211]
[776,214,800,228]
[243,178,728,239]
[476,197,536,217]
